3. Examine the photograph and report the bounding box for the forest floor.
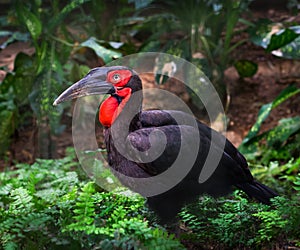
[0,8,299,166]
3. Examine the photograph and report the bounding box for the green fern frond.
[65,182,98,233]
[9,187,34,214]
[44,171,79,190]
[0,184,13,196]
[1,236,18,250]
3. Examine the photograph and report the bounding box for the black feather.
[103,73,278,222]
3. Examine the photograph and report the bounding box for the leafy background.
[0,0,299,249]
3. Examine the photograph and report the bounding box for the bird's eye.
[112,73,121,82]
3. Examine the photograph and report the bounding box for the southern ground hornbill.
[54,66,277,222]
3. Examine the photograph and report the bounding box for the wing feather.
[141,110,249,169]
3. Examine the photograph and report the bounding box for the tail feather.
[236,181,278,204]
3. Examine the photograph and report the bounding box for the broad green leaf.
[265,117,300,147]
[272,84,300,108]
[266,28,299,52]
[1,53,35,105]
[241,85,300,145]
[242,103,272,144]
[80,37,122,64]
[25,12,42,40]
[224,8,239,51]
[240,117,300,161]
[234,60,258,78]
[271,26,300,59]
[249,20,300,59]
[17,5,42,41]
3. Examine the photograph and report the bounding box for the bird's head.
[53,66,142,127]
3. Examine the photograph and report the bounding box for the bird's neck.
[99,87,142,129]
[99,96,120,127]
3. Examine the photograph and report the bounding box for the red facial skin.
[107,69,132,87]
[99,70,132,127]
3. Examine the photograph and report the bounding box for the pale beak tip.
[53,99,59,106]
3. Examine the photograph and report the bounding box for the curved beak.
[53,67,115,106]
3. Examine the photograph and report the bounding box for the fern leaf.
[65,182,97,233]
[9,187,34,213]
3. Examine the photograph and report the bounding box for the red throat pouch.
[99,97,119,127]
[99,88,132,127]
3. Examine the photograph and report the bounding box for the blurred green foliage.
[0,149,184,250]
[127,0,254,107]
[239,84,300,164]
[180,181,300,249]
[1,150,300,249]
[0,0,90,157]
[1,0,298,157]
[249,20,300,59]
[0,0,130,157]
[0,1,299,248]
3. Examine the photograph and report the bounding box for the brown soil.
[0,9,299,168]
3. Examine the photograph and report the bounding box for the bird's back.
[104,109,277,222]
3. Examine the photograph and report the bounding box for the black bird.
[54,66,277,222]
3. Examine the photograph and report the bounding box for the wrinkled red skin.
[99,69,132,127]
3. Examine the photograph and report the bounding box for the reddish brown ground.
[0,8,299,168]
